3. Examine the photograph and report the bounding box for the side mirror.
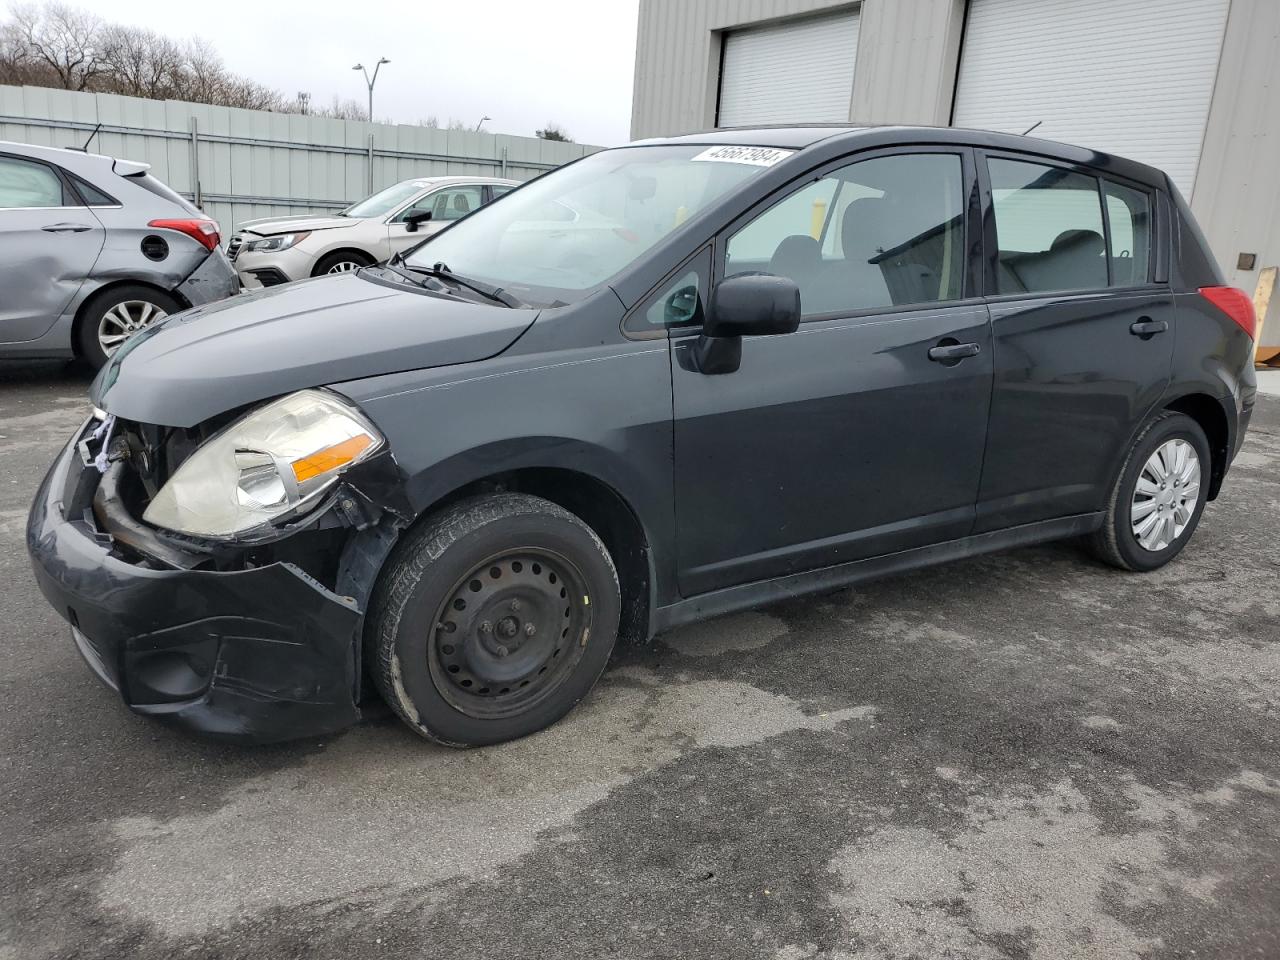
[693,273,801,374]
[403,209,433,232]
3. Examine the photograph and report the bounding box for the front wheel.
[313,250,374,276]
[369,494,620,747]
[1088,411,1210,572]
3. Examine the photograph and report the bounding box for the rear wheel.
[1088,411,1210,571]
[76,284,179,370]
[369,493,620,747]
[313,250,374,276]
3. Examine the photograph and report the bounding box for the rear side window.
[0,156,67,208]
[988,158,1108,294]
[70,174,117,207]
[1103,180,1151,286]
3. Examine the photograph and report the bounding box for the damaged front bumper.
[26,421,400,744]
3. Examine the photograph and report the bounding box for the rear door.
[668,148,993,596]
[974,152,1174,531]
[0,153,104,343]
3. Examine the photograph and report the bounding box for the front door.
[974,153,1174,531]
[670,149,994,596]
[387,184,486,255]
[0,154,104,343]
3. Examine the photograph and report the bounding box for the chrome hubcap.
[326,261,360,274]
[1131,439,1200,552]
[98,300,168,356]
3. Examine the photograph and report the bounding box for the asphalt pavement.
[2,358,1278,960]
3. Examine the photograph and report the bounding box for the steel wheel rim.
[428,548,593,719]
[326,260,360,274]
[98,300,167,356]
[1131,438,1200,552]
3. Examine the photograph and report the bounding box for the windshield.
[404,144,787,306]
[344,181,426,218]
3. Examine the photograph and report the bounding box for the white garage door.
[717,10,860,128]
[953,0,1229,195]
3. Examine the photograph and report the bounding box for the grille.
[226,234,243,262]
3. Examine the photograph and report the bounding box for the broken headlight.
[142,390,383,538]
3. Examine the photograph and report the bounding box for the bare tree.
[312,96,368,121]
[7,2,104,90]
[0,21,44,85]
[536,123,572,142]
[219,76,284,111]
[168,36,224,105]
[99,23,181,99]
[0,2,499,129]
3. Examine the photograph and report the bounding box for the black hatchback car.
[28,126,1258,747]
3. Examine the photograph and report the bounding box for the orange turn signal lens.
[290,434,374,483]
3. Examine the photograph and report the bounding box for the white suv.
[228,176,518,288]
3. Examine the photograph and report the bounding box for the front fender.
[334,335,677,603]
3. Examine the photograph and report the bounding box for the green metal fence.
[0,84,598,235]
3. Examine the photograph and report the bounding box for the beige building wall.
[848,0,965,125]
[630,0,964,140]
[630,0,1278,340]
[1191,0,1280,343]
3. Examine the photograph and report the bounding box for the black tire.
[369,493,620,747]
[1088,411,1211,572]
[76,284,180,370]
[313,250,374,277]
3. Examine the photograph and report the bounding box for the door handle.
[1129,317,1168,339]
[928,341,981,363]
[41,222,94,233]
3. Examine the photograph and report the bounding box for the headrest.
[769,234,821,276]
[1050,229,1104,255]
[842,197,889,261]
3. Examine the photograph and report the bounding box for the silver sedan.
[228,176,519,290]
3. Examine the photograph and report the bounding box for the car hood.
[91,273,537,428]
[236,214,357,235]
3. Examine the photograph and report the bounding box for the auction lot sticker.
[691,146,795,167]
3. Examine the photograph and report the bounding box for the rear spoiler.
[111,158,151,177]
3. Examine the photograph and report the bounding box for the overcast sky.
[30,0,641,145]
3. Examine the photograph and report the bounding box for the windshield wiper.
[378,260,439,289]
[377,259,521,308]
[413,261,524,308]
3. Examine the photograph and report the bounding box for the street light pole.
[475,115,491,132]
[351,57,391,122]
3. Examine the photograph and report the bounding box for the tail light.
[148,218,221,251]
[1199,285,1256,340]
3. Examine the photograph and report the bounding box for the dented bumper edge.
[26,432,365,744]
